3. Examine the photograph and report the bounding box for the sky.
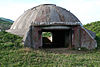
[0,0,100,24]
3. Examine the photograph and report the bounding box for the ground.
[0,46,100,67]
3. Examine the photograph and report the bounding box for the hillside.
[0,17,14,22]
[0,17,13,30]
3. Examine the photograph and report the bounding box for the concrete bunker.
[7,4,97,50]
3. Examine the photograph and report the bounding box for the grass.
[0,46,100,67]
[0,30,100,67]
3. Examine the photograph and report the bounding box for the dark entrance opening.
[52,30,66,48]
[42,29,72,48]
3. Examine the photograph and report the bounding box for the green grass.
[42,32,52,37]
[0,45,100,67]
[84,21,100,36]
[0,31,100,67]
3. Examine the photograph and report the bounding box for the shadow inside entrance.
[42,29,71,48]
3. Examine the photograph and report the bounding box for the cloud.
[0,1,38,20]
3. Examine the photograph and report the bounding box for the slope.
[0,17,13,30]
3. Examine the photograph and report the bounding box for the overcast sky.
[0,0,100,24]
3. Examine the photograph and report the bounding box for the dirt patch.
[19,47,91,55]
[19,47,33,52]
[42,48,90,55]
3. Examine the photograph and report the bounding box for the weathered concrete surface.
[87,29,96,38]
[72,26,80,48]
[24,26,42,48]
[72,26,97,49]
[80,27,97,49]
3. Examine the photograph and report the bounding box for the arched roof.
[10,4,80,29]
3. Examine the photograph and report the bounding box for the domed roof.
[10,4,80,30]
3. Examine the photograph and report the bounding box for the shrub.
[0,31,23,50]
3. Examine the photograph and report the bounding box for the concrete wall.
[24,26,42,48]
[72,26,97,49]
[24,25,97,49]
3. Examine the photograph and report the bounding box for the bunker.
[7,4,97,49]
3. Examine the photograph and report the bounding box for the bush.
[84,21,100,35]
[42,32,52,37]
[0,31,23,50]
[95,36,100,49]
[0,42,14,49]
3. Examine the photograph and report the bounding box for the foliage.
[0,18,13,30]
[42,32,52,37]
[0,31,23,50]
[84,21,100,36]
[95,36,100,49]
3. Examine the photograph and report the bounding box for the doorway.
[42,29,72,48]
